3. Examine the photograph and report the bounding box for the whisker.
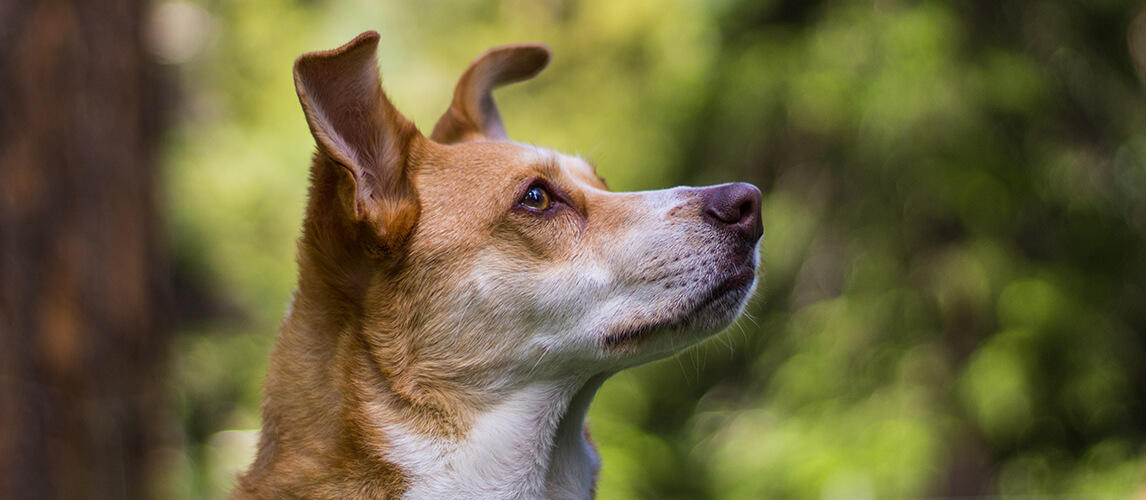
[670,335,692,385]
[528,346,549,378]
[692,346,701,383]
[716,332,734,359]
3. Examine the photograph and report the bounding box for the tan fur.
[234,31,762,500]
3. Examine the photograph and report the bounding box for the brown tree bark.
[0,0,168,498]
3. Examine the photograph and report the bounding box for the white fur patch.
[380,383,594,500]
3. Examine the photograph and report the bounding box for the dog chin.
[601,262,757,354]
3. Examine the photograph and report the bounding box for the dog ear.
[430,44,550,144]
[294,31,421,251]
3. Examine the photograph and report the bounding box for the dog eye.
[520,184,552,211]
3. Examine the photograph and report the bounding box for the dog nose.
[702,182,763,243]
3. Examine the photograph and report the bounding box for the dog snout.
[701,182,763,244]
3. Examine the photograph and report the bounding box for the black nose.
[702,182,763,244]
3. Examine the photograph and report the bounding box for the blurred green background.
[151,0,1146,498]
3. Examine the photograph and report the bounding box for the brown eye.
[520,184,551,211]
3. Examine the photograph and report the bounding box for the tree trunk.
[0,0,168,498]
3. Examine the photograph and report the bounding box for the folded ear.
[294,31,421,251]
[430,43,550,144]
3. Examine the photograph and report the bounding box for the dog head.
[292,31,762,395]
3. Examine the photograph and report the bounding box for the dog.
[232,31,762,499]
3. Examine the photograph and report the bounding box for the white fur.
[379,381,598,500]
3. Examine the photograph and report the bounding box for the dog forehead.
[419,141,605,191]
[542,147,607,190]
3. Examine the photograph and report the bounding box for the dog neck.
[379,375,606,500]
[253,268,607,499]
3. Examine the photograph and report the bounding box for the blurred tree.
[0,0,168,498]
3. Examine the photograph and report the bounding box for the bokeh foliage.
[154,0,1146,498]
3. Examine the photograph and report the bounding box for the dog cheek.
[495,210,583,261]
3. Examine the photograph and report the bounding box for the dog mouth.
[601,260,757,349]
